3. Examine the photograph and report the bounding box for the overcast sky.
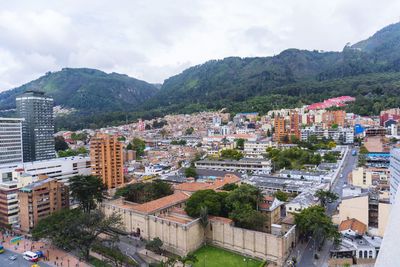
[1,0,400,91]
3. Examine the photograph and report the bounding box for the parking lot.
[0,249,51,267]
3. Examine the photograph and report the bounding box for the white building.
[301,126,354,144]
[0,156,91,185]
[389,148,400,203]
[243,141,272,158]
[0,118,24,167]
[195,159,271,174]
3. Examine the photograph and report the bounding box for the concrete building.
[274,116,287,143]
[90,134,124,189]
[19,177,69,232]
[300,126,354,144]
[0,156,91,185]
[0,171,34,226]
[351,167,389,189]
[16,91,55,162]
[0,118,24,167]
[243,141,271,158]
[195,159,271,174]
[389,148,400,203]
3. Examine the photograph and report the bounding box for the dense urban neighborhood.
[0,88,398,267]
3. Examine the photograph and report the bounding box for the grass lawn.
[193,245,263,267]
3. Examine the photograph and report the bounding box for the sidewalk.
[0,231,89,267]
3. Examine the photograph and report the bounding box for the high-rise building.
[274,116,287,143]
[19,177,69,232]
[389,148,400,204]
[0,118,24,167]
[16,91,55,162]
[90,134,124,188]
[290,111,301,139]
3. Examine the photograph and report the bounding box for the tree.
[69,175,106,213]
[221,183,239,191]
[315,190,338,208]
[235,138,245,150]
[228,204,266,231]
[178,253,198,267]
[185,127,194,135]
[55,136,69,151]
[220,149,243,160]
[32,209,122,261]
[184,167,197,178]
[129,138,146,157]
[294,206,340,249]
[146,237,163,254]
[274,190,289,202]
[115,180,173,203]
[185,190,227,217]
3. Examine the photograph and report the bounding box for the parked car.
[8,255,17,261]
[35,250,45,258]
[23,251,39,262]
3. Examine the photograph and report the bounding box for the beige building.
[333,192,390,237]
[351,167,389,189]
[19,177,69,232]
[90,134,124,189]
[101,191,296,266]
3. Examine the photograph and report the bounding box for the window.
[364,251,367,258]
[359,251,362,258]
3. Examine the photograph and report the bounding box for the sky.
[1,0,400,91]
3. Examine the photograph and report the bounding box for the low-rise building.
[195,159,271,174]
[243,141,272,158]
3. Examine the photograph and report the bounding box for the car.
[35,250,45,258]
[8,255,17,261]
[23,251,39,262]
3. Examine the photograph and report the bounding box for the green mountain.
[0,68,158,112]
[139,22,400,116]
[3,22,400,130]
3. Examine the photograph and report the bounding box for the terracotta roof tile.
[129,191,190,214]
[209,216,233,224]
[339,218,367,235]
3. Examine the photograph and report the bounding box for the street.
[295,146,358,267]
[0,249,51,267]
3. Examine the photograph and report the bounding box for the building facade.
[90,134,124,188]
[19,177,69,232]
[16,91,55,162]
[0,118,23,167]
[390,148,400,203]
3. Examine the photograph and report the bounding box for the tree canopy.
[69,175,106,213]
[114,180,173,203]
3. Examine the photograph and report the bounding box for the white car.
[23,251,38,262]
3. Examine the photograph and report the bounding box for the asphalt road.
[296,146,358,267]
[0,249,51,267]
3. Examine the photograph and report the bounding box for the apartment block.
[274,116,287,143]
[90,134,124,188]
[19,177,69,232]
[0,118,24,167]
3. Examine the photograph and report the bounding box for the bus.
[0,245,4,253]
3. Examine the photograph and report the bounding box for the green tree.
[185,127,194,135]
[69,175,106,213]
[177,253,198,267]
[220,149,243,160]
[221,183,239,191]
[184,167,197,178]
[235,138,245,150]
[32,209,122,261]
[274,190,289,202]
[315,190,338,208]
[115,180,173,203]
[129,138,146,157]
[146,237,163,254]
[185,190,227,217]
[55,136,69,151]
[294,206,340,249]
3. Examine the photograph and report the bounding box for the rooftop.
[339,218,367,235]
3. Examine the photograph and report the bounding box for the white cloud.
[0,0,400,91]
